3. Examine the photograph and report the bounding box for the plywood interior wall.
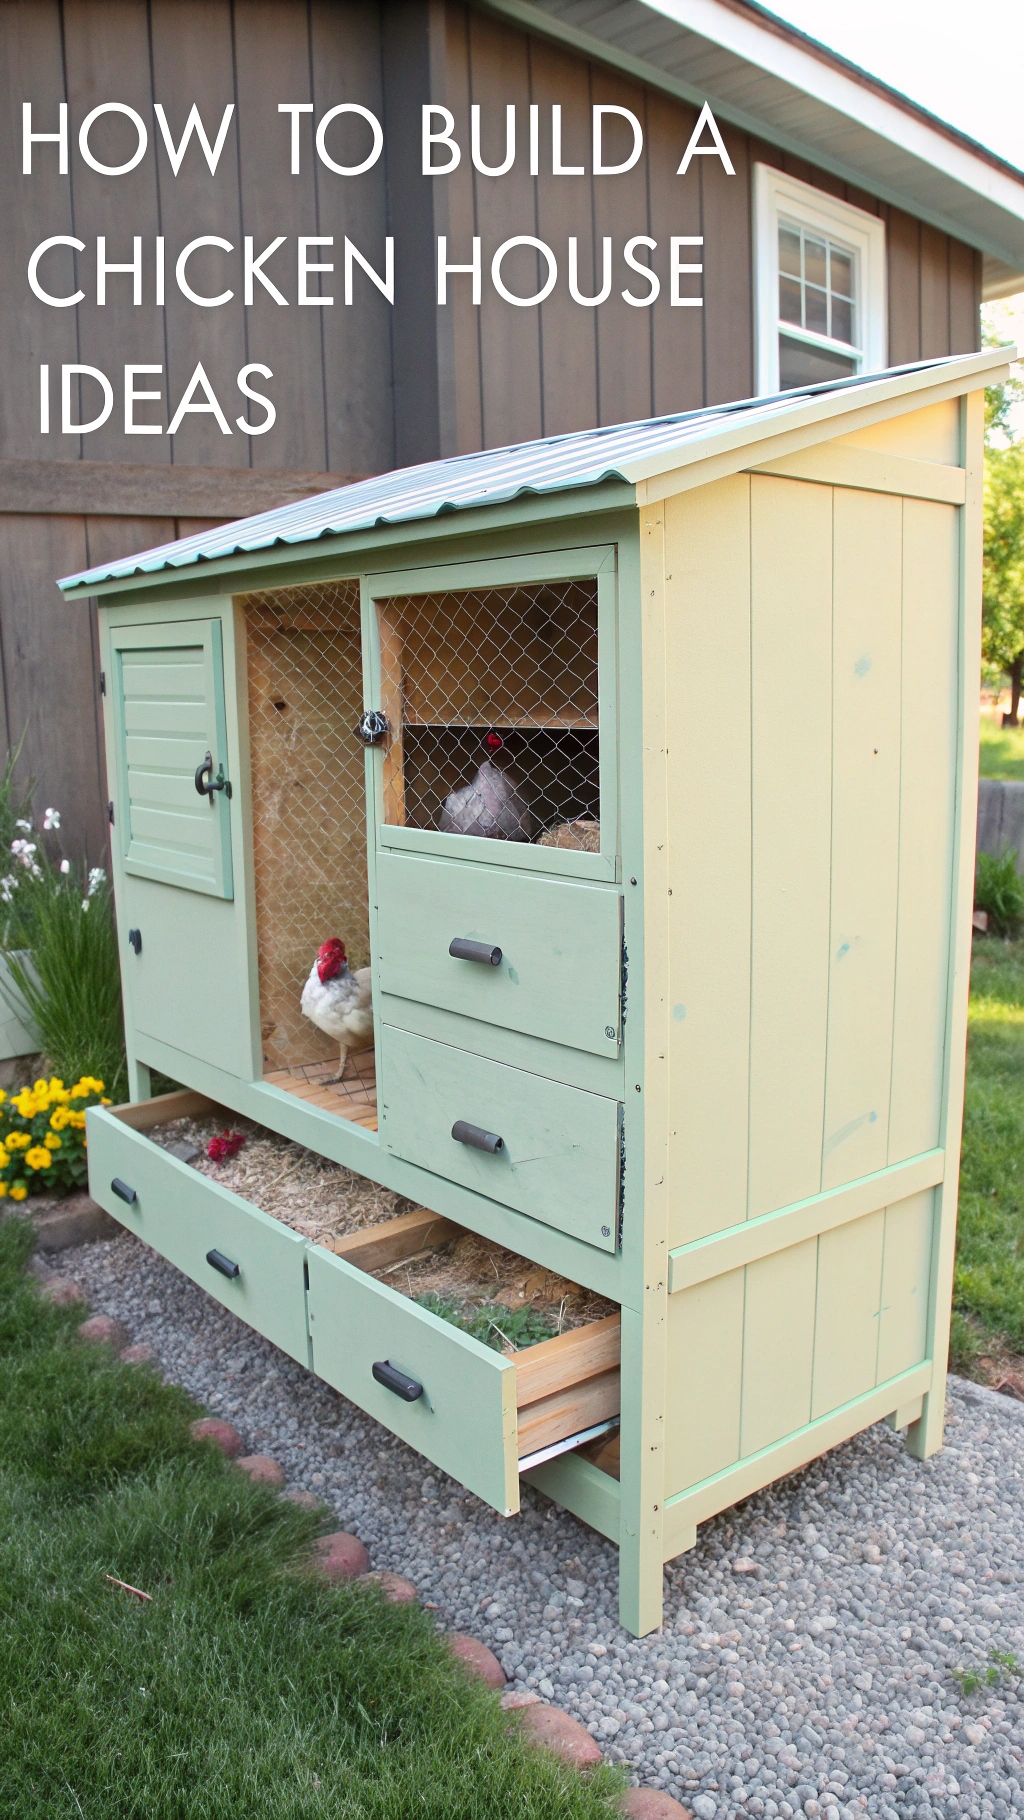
[242,581,369,1072]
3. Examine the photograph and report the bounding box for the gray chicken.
[438,758,535,841]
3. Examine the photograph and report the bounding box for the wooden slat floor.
[263,1049,378,1131]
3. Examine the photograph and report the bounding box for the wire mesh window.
[378,579,601,852]
[243,581,370,1077]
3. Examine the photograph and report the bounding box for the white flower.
[87,866,106,896]
[42,807,60,831]
[0,874,18,904]
[10,839,36,868]
[81,899,90,912]
[15,818,32,833]
[59,859,70,874]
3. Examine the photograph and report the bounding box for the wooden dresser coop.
[60,347,1004,1637]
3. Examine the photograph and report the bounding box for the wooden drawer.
[375,850,622,1058]
[86,1091,621,1521]
[379,1025,622,1252]
[308,1208,621,1516]
[85,1091,310,1366]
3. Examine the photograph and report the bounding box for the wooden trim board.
[667,1149,944,1292]
[747,445,967,503]
[1,457,364,519]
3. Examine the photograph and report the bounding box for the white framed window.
[753,164,886,395]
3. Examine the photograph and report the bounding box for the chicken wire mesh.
[243,580,372,1083]
[378,579,601,850]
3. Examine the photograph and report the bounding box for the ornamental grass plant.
[0,756,129,1107]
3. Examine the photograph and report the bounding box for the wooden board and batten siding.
[640,394,978,1552]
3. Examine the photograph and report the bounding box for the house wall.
[0,0,983,859]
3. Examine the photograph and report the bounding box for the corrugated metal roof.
[56,353,993,595]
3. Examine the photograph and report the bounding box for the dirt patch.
[149,1113,617,1341]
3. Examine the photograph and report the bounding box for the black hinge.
[99,670,106,696]
[107,800,115,825]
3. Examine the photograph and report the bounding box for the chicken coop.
[61,346,1002,1637]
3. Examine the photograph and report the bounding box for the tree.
[984,355,1024,723]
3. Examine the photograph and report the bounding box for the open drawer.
[85,1091,311,1366]
[307,1209,620,1517]
[87,1090,620,1520]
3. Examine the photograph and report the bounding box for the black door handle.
[194,752,232,805]
[372,1360,423,1401]
[127,928,142,955]
[449,938,502,966]
[206,1248,240,1280]
[111,1178,137,1204]
[451,1120,503,1154]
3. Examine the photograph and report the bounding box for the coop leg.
[904,1376,947,1461]
[127,1056,151,1103]
[617,1306,667,1638]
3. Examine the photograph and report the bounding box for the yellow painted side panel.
[663,477,752,1246]
[748,477,832,1217]
[889,500,959,1162]
[664,1269,744,1493]
[821,490,902,1188]
[838,400,960,464]
[876,1190,935,1382]
[740,1237,817,1456]
[810,1209,886,1418]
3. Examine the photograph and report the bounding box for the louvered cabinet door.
[106,618,253,1081]
[111,620,234,900]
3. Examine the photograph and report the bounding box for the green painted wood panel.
[822,489,902,1189]
[121,875,253,1079]
[876,1189,935,1382]
[889,501,959,1162]
[305,1242,519,1516]
[810,1209,886,1418]
[663,477,752,1247]
[664,1268,744,1496]
[748,478,833,1217]
[740,1237,817,1456]
[379,1025,621,1253]
[375,850,622,1058]
[85,1106,309,1364]
[111,619,233,899]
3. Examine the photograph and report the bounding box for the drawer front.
[306,1243,519,1515]
[379,1025,621,1253]
[375,850,622,1058]
[86,1106,310,1365]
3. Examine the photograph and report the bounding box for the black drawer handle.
[206,1248,240,1280]
[449,937,502,966]
[372,1360,423,1402]
[452,1119,503,1154]
[111,1178,137,1205]
[127,928,142,955]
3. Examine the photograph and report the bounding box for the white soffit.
[483,0,1024,295]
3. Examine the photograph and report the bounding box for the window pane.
[831,295,854,346]
[805,284,828,335]
[804,236,827,287]
[779,275,802,325]
[779,225,802,277]
[779,334,858,390]
[830,247,854,297]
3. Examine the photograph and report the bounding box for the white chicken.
[300,938,373,1082]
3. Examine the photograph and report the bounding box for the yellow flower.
[9,1182,26,1200]
[0,1090,6,1104]
[101,1098,111,1106]
[0,1155,9,1171]
[66,1110,86,1130]
[5,1132,30,1151]
[25,1146,52,1171]
[49,1107,69,1130]
[43,1133,61,1151]
[0,1181,7,1197]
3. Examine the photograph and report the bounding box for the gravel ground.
[60,1229,1024,1819]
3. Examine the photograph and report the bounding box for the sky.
[764,0,1024,352]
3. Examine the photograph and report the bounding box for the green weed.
[950,1648,1021,1697]
[413,1290,558,1351]
[955,938,1024,1356]
[975,848,1024,937]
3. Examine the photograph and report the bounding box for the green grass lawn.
[952,936,1024,1370]
[979,716,1024,782]
[0,1216,622,1820]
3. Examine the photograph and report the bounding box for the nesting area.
[149,1112,616,1342]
